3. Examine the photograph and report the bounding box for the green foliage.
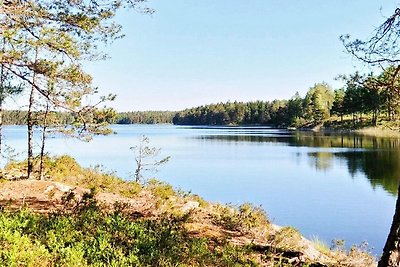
[0,0,154,179]
[287,92,304,125]
[0,0,136,135]
[0,195,261,267]
[331,88,346,120]
[171,84,333,127]
[173,101,277,126]
[304,83,334,123]
[147,179,177,200]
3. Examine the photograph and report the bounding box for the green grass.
[324,115,400,134]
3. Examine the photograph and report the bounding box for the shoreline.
[0,157,377,266]
[298,125,400,138]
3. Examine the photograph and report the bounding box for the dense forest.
[173,69,400,127]
[115,111,175,124]
[2,110,175,125]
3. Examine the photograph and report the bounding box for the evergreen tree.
[0,0,152,177]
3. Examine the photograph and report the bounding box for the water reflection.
[334,151,400,196]
[197,132,400,196]
[307,152,334,171]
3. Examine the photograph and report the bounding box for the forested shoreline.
[2,110,175,125]
[5,68,400,130]
[173,69,400,128]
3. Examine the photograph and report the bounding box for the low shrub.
[212,203,269,233]
[0,193,260,266]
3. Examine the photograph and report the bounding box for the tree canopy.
[0,0,152,177]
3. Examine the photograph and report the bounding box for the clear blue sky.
[84,0,398,111]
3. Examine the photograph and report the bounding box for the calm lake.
[2,124,398,255]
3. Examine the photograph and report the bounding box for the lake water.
[2,124,398,256]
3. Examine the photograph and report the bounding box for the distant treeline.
[115,111,175,124]
[173,83,333,127]
[2,110,175,125]
[173,100,287,126]
[2,110,74,125]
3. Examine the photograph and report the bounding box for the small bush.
[270,226,303,251]
[213,203,269,233]
[147,178,176,200]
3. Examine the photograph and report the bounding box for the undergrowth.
[0,192,259,267]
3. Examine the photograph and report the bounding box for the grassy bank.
[353,127,400,138]
[299,115,400,138]
[0,156,376,266]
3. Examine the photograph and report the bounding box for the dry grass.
[4,155,142,197]
[355,126,400,138]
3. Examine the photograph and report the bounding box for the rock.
[0,169,28,181]
[53,182,73,193]
[44,183,73,195]
[181,201,199,213]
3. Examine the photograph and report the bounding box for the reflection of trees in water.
[307,152,333,171]
[291,133,400,150]
[197,134,291,144]
[198,132,400,149]
[334,151,400,196]
[197,132,400,196]
[299,135,400,196]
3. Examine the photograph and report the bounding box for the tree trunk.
[39,102,49,180]
[27,48,38,179]
[0,101,2,155]
[378,183,400,267]
[0,37,5,153]
[27,86,35,179]
[0,105,2,154]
